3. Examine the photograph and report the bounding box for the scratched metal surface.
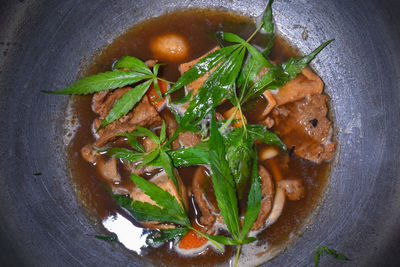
[0,0,399,266]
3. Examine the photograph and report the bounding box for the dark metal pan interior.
[0,0,399,266]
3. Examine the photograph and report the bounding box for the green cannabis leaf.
[209,114,241,240]
[314,246,350,266]
[240,148,262,239]
[99,80,152,130]
[44,70,150,95]
[114,173,224,251]
[115,173,189,225]
[46,56,173,130]
[146,228,189,247]
[95,235,120,243]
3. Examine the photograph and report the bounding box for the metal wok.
[0,0,399,266]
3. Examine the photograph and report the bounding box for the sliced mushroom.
[97,156,121,184]
[263,158,285,228]
[192,166,218,226]
[278,179,306,201]
[81,144,98,163]
[252,165,275,230]
[259,147,278,161]
[261,90,277,118]
[264,187,286,227]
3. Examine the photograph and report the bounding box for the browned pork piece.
[178,131,202,148]
[160,106,202,149]
[81,144,129,194]
[272,94,336,163]
[273,67,324,106]
[92,87,163,147]
[179,46,221,97]
[130,170,188,229]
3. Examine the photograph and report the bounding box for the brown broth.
[67,9,331,267]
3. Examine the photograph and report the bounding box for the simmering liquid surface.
[67,9,331,266]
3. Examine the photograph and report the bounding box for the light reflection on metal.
[102,212,148,254]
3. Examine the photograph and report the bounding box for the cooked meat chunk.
[262,116,275,128]
[111,185,133,196]
[178,131,202,148]
[93,88,162,147]
[141,137,157,152]
[124,94,163,127]
[97,157,121,183]
[274,67,323,106]
[179,46,220,97]
[92,87,131,118]
[252,165,275,230]
[81,144,98,163]
[130,170,188,229]
[272,94,336,163]
[192,166,218,226]
[278,179,305,201]
[133,165,159,178]
[160,109,181,150]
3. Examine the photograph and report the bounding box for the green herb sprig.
[45,56,172,130]
[115,173,226,250]
[314,246,351,266]
[206,113,262,266]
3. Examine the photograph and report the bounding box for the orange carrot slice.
[178,223,208,249]
[223,107,247,128]
[146,80,168,110]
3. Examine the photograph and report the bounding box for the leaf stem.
[234,245,241,267]
[157,77,175,85]
[236,103,247,133]
[219,108,238,132]
[165,128,182,147]
[245,21,264,44]
[189,226,223,252]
